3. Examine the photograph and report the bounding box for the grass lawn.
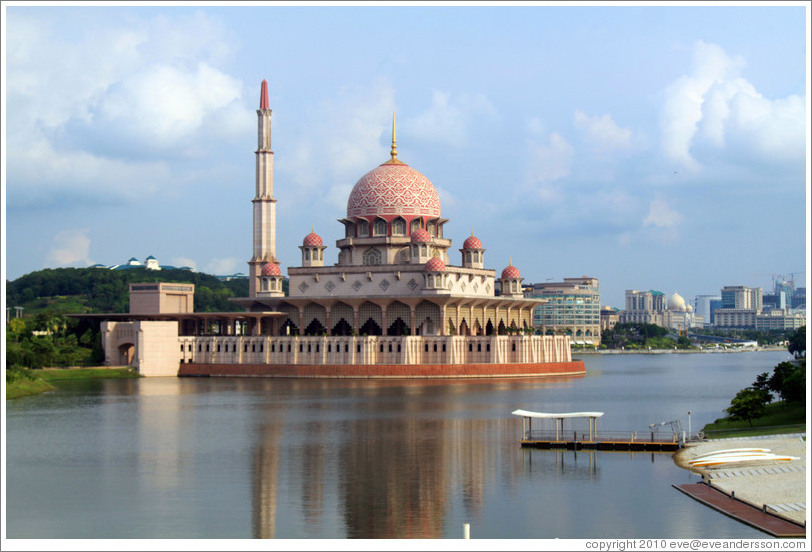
[38,367,140,382]
[702,401,806,439]
[6,367,141,400]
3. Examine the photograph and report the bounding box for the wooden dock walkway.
[520,438,680,452]
[673,482,806,538]
[512,409,681,452]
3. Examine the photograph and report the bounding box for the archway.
[485,320,495,336]
[280,319,299,336]
[332,318,353,336]
[359,318,382,336]
[304,319,327,336]
[387,318,409,336]
[387,301,411,336]
[118,343,135,365]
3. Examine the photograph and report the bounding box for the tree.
[725,388,770,426]
[768,361,806,403]
[788,326,805,358]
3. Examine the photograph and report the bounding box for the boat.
[690,452,799,467]
[688,448,771,464]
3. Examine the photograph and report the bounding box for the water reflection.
[246,375,586,538]
[6,352,785,539]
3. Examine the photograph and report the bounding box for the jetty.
[673,482,805,538]
[512,410,681,452]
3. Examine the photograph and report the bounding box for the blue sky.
[2,2,809,308]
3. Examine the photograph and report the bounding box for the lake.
[4,350,793,539]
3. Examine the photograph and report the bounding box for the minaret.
[249,79,277,297]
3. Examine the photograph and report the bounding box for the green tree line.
[7,267,255,314]
[5,266,279,372]
[600,322,691,350]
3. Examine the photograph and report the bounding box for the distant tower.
[249,79,278,297]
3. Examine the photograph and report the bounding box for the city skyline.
[3,2,809,308]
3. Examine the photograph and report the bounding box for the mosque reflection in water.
[248,377,586,539]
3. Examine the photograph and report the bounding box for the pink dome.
[411,228,432,243]
[463,235,482,249]
[303,231,323,247]
[347,162,441,219]
[424,257,446,272]
[261,262,281,276]
[501,265,521,279]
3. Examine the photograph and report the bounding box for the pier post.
[463,523,470,539]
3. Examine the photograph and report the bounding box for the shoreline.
[574,347,788,355]
[673,435,807,526]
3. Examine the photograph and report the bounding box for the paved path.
[674,483,805,537]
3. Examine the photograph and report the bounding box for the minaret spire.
[260,79,269,110]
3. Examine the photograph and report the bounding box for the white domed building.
[663,292,702,332]
[102,80,583,378]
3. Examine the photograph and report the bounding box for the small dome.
[411,228,432,243]
[686,304,693,313]
[424,257,446,272]
[501,264,521,279]
[463,234,482,249]
[668,292,686,311]
[261,262,281,276]
[303,231,323,247]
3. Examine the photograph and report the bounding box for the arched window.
[427,221,437,236]
[373,218,388,236]
[344,222,355,238]
[358,219,370,237]
[363,247,382,266]
[305,249,311,261]
[410,218,423,234]
[392,217,406,236]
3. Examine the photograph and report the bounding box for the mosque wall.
[177,334,572,368]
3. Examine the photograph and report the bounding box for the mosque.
[101,80,584,378]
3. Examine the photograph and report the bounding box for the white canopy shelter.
[512,410,605,441]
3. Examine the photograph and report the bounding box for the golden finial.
[390,111,397,160]
[384,111,404,165]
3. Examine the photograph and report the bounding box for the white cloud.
[171,257,199,271]
[643,198,682,229]
[203,258,239,276]
[573,110,633,154]
[97,61,244,148]
[527,133,574,188]
[47,229,94,268]
[408,90,497,146]
[660,40,805,171]
[277,79,397,211]
[5,11,251,208]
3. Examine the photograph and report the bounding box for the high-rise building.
[526,277,601,345]
[619,290,666,325]
[715,285,763,328]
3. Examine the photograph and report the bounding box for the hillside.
[6,267,257,314]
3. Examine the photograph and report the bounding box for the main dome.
[347,161,441,219]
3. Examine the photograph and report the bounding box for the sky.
[2,1,809,309]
